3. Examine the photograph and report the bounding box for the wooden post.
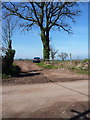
[70,53,72,65]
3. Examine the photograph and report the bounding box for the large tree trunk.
[41,29,50,60]
[43,39,50,60]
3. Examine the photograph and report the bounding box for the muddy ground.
[2,60,88,85]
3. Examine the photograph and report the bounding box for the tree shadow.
[69,109,90,120]
[16,71,42,77]
[52,78,88,82]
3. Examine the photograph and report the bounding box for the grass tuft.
[37,62,58,69]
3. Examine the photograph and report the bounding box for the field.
[1,60,90,119]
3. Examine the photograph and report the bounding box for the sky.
[10,2,88,60]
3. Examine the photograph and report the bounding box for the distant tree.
[58,52,68,61]
[3,2,80,59]
[50,46,58,60]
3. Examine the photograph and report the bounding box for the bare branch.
[2,15,17,49]
[2,2,81,59]
[30,3,41,27]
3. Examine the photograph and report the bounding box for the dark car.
[33,57,40,63]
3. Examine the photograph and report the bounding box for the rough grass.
[37,60,89,75]
[2,74,11,79]
[68,66,89,75]
[37,62,58,69]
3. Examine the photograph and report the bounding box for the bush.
[11,65,21,76]
[2,74,11,79]
[72,60,81,66]
[69,66,75,70]
[2,46,21,77]
[82,59,89,63]
[68,64,89,75]
[2,48,15,75]
[2,63,21,77]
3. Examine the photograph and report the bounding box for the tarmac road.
[1,80,89,118]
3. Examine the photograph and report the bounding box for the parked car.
[33,57,40,63]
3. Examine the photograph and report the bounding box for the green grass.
[37,62,58,69]
[68,66,89,75]
[2,74,11,79]
[75,69,89,75]
[82,58,90,63]
[37,61,89,75]
[13,62,17,66]
[37,59,90,74]
[0,73,8,79]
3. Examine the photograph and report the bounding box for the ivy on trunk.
[41,29,50,59]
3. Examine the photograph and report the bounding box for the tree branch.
[30,3,41,27]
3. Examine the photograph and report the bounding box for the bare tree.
[58,52,68,61]
[3,2,80,59]
[2,15,18,53]
[50,46,58,60]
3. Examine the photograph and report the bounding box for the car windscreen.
[34,57,40,59]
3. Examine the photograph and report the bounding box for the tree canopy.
[3,2,80,59]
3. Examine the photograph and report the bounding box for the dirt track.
[2,60,89,119]
[3,60,88,85]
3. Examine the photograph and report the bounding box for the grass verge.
[37,62,58,69]
[68,66,89,75]
[2,74,11,79]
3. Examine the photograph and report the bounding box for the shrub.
[2,48,15,75]
[82,59,89,63]
[2,74,11,79]
[2,47,21,77]
[11,65,21,76]
[69,66,75,70]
